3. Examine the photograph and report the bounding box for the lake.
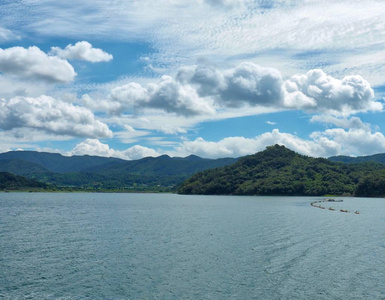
[1,193,384,299]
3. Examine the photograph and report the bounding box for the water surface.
[1,193,384,299]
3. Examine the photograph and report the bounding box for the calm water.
[1,193,385,299]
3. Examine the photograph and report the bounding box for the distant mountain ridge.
[0,159,50,176]
[0,151,125,173]
[0,150,238,190]
[4,148,385,195]
[328,153,385,164]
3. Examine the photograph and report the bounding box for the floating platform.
[325,198,343,202]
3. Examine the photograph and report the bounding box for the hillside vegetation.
[0,151,237,191]
[0,172,49,191]
[329,153,385,164]
[2,146,385,196]
[178,145,385,196]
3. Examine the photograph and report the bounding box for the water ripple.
[0,194,384,299]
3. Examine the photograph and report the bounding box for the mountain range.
[0,151,237,191]
[2,147,385,196]
[329,153,385,164]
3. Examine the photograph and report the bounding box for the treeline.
[0,172,49,190]
[32,172,188,192]
[178,145,385,197]
[0,151,237,192]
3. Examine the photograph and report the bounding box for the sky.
[0,0,385,159]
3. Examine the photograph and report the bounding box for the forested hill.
[0,151,125,173]
[178,145,385,196]
[0,151,238,191]
[329,153,385,164]
[0,172,49,190]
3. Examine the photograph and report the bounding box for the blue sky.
[0,0,385,159]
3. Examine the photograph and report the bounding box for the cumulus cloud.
[170,63,381,116]
[101,62,284,117]
[0,96,112,138]
[177,63,284,108]
[50,41,113,63]
[0,46,76,83]
[311,128,385,157]
[0,75,50,99]
[82,94,123,115]
[172,129,327,158]
[84,62,381,121]
[284,69,381,115]
[172,126,385,159]
[110,75,216,116]
[70,139,160,160]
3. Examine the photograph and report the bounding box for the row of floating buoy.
[310,200,360,214]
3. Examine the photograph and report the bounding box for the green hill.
[354,170,385,197]
[0,151,125,173]
[2,146,385,195]
[0,172,49,190]
[329,153,385,164]
[0,151,238,191]
[92,154,237,176]
[178,145,385,196]
[0,159,50,176]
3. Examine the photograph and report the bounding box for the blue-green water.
[1,193,385,299]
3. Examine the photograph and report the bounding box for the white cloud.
[0,95,112,138]
[50,41,113,63]
[113,126,152,144]
[0,75,51,99]
[3,1,385,85]
[0,27,19,41]
[0,46,76,83]
[104,63,381,118]
[0,144,11,153]
[310,115,371,131]
[172,126,385,159]
[172,129,329,158]
[284,69,381,115]
[70,139,160,160]
[122,145,160,160]
[82,94,123,115]
[110,75,216,116]
[203,0,248,9]
[177,62,284,108]
[323,50,385,87]
[104,114,201,136]
[311,128,385,157]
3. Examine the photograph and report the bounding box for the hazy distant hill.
[0,159,50,176]
[0,151,238,190]
[0,151,125,173]
[178,145,385,196]
[329,153,385,164]
[91,154,238,176]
